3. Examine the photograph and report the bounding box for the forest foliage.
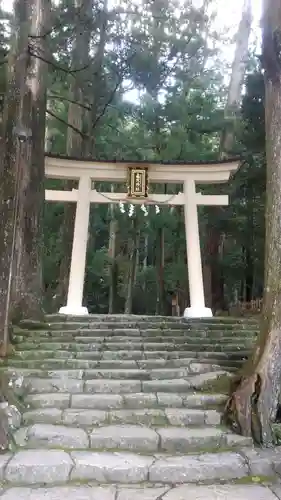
[0,0,265,316]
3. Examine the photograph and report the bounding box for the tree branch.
[92,79,121,129]
[28,45,90,75]
[28,2,86,40]
[92,52,137,129]
[48,93,92,111]
[46,109,87,138]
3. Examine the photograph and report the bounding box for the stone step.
[45,313,258,322]
[8,358,244,377]
[10,347,251,361]
[21,320,235,330]
[11,350,251,366]
[9,367,193,380]
[14,336,256,352]
[7,358,244,375]
[8,352,249,371]
[1,447,266,486]
[22,317,258,330]
[13,337,255,349]
[13,342,256,358]
[10,347,251,359]
[14,328,257,339]
[22,375,233,395]
[0,484,278,500]
[8,357,219,370]
[6,315,261,495]
[25,391,228,410]
[11,344,254,359]
[22,407,222,427]
[6,363,223,380]
[22,377,197,394]
[14,335,257,348]
[19,326,256,337]
[20,373,230,395]
[14,423,251,453]
[12,340,250,351]
[4,358,219,377]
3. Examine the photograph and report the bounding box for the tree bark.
[13,0,50,320]
[0,0,50,329]
[225,0,281,446]
[0,0,30,333]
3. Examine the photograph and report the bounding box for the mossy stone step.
[5,363,225,376]
[19,320,258,332]
[45,313,258,322]
[7,366,219,380]
[4,315,262,493]
[10,346,252,358]
[7,356,246,371]
[22,407,222,427]
[25,391,228,411]
[14,423,252,453]
[2,447,280,487]
[13,332,257,346]
[20,358,245,374]
[19,377,194,394]
[7,349,243,361]
[13,340,250,353]
[11,342,252,357]
[13,334,255,346]
[10,357,186,370]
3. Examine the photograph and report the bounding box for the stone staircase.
[0,315,280,499]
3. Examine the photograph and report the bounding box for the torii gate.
[45,154,240,318]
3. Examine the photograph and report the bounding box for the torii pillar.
[183,179,212,319]
[59,176,91,316]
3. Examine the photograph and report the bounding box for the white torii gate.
[45,155,240,319]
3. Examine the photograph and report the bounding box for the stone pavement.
[2,315,278,498]
[0,484,281,499]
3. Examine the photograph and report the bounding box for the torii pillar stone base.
[183,306,213,319]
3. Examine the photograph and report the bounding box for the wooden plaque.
[127,166,148,198]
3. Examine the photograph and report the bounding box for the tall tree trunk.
[55,0,92,307]
[245,190,255,302]
[0,0,30,332]
[143,226,149,302]
[143,233,149,271]
[0,0,50,329]
[225,0,281,446]
[108,190,118,314]
[205,0,252,311]
[85,0,108,156]
[125,218,140,314]
[221,0,252,156]
[13,0,50,319]
[156,227,165,315]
